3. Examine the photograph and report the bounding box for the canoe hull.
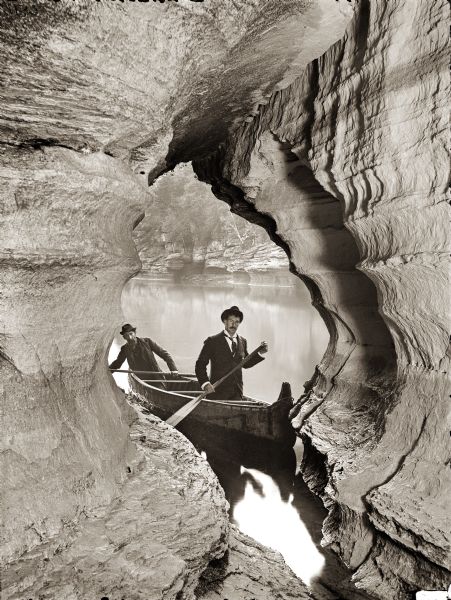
[130,375,295,445]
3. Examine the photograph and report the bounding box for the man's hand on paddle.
[259,341,269,354]
[203,382,215,395]
[201,341,268,397]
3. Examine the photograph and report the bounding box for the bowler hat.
[221,306,244,322]
[120,323,136,335]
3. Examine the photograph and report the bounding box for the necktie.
[228,336,237,356]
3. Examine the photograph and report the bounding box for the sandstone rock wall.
[3,0,448,598]
[0,0,354,594]
[193,0,450,597]
[0,146,145,562]
[3,406,230,600]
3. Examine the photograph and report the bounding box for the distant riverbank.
[134,268,301,288]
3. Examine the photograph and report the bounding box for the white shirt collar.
[223,330,237,340]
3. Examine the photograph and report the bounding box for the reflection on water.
[178,422,333,590]
[233,467,325,585]
[109,277,329,402]
[109,276,348,590]
[182,423,363,596]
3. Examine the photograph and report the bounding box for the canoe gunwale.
[130,373,272,408]
[130,374,296,445]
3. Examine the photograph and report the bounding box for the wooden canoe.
[130,373,296,444]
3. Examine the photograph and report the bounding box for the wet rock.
[193,0,450,597]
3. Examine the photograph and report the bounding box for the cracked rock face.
[193,0,450,597]
[1,0,449,599]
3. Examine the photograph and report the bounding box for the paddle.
[166,343,266,427]
[110,369,196,377]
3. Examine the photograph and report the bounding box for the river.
[108,276,361,595]
[109,276,329,402]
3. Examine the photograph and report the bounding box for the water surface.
[109,277,329,402]
[179,422,364,596]
[108,276,351,590]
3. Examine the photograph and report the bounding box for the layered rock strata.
[193,0,450,598]
[4,0,448,598]
[1,0,355,597]
[0,146,145,563]
[3,401,319,600]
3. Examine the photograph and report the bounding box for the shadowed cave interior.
[0,1,449,599]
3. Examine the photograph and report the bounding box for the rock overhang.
[1,0,449,598]
[0,0,355,173]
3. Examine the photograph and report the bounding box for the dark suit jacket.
[195,332,264,400]
[109,337,177,373]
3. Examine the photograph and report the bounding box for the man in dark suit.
[195,306,268,400]
[109,323,178,375]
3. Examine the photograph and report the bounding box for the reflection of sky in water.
[109,278,329,402]
[233,467,325,585]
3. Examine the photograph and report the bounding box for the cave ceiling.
[1,1,449,599]
[0,0,354,175]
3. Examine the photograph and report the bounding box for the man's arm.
[109,346,126,370]
[195,338,212,387]
[147,338,178,372]
[242,338,266,369]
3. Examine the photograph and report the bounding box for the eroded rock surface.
[2,0,449,598]
[0,145,146,563]
[0,0,353,173]
[196,527,318,600]
[3,404,319,600]
[1,0,353,577]
[3,406,229,600]
[193,0,450,597]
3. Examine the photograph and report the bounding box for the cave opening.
[106,160,377,592]
[109,161,330,402]
[1,1,448,598]
[107,161,337,585]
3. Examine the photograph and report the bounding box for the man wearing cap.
[195,306,268,400]
[109,323,178,375]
